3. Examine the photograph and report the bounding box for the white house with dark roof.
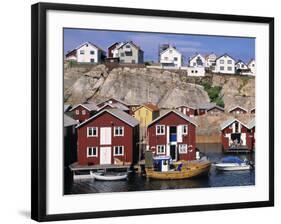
[65,42,106,63]
[248,59,256,75]
[189,53,206,67]
[159,46,182,68]
[116,41,144,64]
[214,54,235,74]
[235,60,250,74]
[205,53,217,70]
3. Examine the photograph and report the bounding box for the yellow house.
[134,103,160,139]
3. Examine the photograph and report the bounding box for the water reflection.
[64,143,255,195]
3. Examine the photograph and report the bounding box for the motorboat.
[91,171,128,181]
[213,156,252,171]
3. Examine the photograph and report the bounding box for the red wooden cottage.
[97,97,137,115]
[147,110,197,161]
[76,109,139,166]
[206,105,225,115]
[70,103,99,122]
[176,105,196,117]
[220,118,255,152]
[196,102,217,116]
[250,107,255,114]
[228,106,248,115]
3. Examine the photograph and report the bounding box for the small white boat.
[91,172,128,181]
[213,156,252,171]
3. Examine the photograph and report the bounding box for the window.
[193,62,196,66]
[220,66,224,71]
[191,70,194,73]
[220,59,224,64]
[227,66,232,71]
[80,50,84,54]
[164,57,168,60]
[156,145,165,154]
[241,64,244,68]
[114,126,124,136]
[227,60,232,64]
[114,146,124,156]
[178,144,187,154]
[87,147,98,157]
[85,44,88,47]
[169,50,172,53]
[174,57,178,61]
[90,51,95,55]
[82,110,86,115]
[125,45,131,48]
[182,125,188,135]
[120,53,125,57]
[125,51,133,56]
[156,125,165,135]
[75,109,79,115]
[87,127,98,137]
[90,59,95,63]
[252,64,255,67]
[195,70,198,73]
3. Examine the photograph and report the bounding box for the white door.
[100,127,112,145]
[100,147,111,164]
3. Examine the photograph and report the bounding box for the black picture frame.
[31,2,274,222]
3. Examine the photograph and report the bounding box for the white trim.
[114,126,124,136]
[220,118,249,131]
[156,125,165,135]
[228,105,248,113]
[87,127,98,137]
[82,109,86,115]
[75,109,79,115]
[182,125,188,135]
[178,144,188,154]
[87,146,98,157]
[156,145,166,155]
[113,146,124,156]
[70,104,91,112]
[76,109,138,128]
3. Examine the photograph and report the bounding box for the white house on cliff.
[214,54,235,74]
[159,46,182,69]
[65,42,106,63]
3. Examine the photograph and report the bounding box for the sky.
[64,28,255,64]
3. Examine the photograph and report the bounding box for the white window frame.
[87,146,98,157]
[75,109,79,115]
[219,59,224,64]
[113,146,124,156]
[227,66,232,71]
[80,50,84,54]
[114,126,124,136]
[182,125,188,135]
[87,127,98,137]
[178,144,188,154]
[82,109,86,115]
[156,125,165,135]
[220,66,224,71]
[156,145,165,155]
[227,60,232,64]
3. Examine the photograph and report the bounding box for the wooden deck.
[69,162,130,171]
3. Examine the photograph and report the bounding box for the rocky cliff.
[64,63,255,110]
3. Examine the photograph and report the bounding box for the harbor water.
[64,143,255,195]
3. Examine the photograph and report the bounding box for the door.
[170,145,176,160]
[100,147,111,164]
[100,127,111,145]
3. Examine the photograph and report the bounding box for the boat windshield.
[221,156,243,164]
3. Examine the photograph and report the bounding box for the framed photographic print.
[31,2,274,222]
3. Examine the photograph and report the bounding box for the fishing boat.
[145,156,211,180]
[91,172,128,181]
[213,156,252,171]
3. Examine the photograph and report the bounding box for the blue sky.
[64,28,255,64]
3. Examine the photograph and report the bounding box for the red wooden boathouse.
[147,110,197,161]
[176,105,196,117]
[228,106,248,115]
[220,118,255,152]
[76,109,139,166]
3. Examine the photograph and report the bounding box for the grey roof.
[76,109,139,128]
[98,102,129,111]
[148,110,197,127]
[228,105,248,113]
[247,118,255,129]
[206,105,225,112]
[197,102,216,110]
[98,97,129,107]
[64,104,72,112]
[220,118,248,130]
[70,103,99,112]
[64,114,79,127]
[215,53,236,62]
